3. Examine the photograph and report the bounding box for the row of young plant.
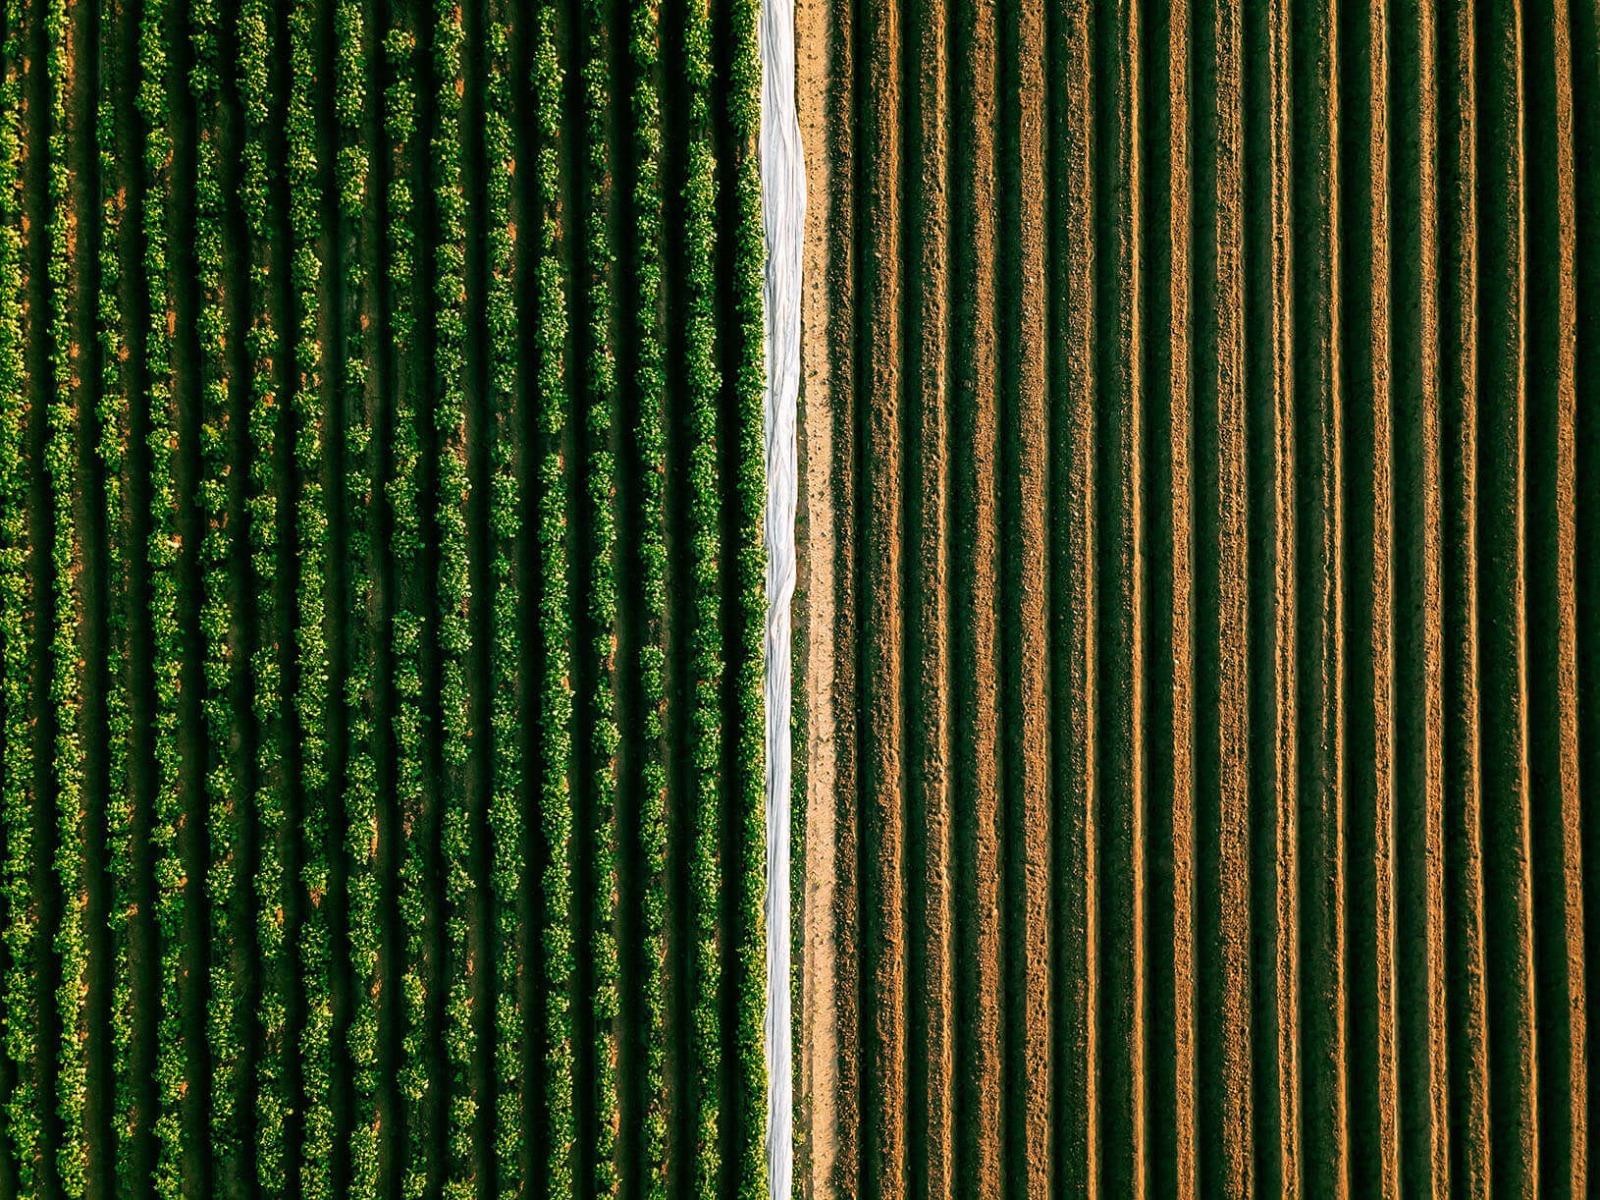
[726,0,767,1195]
[682,0,722,1192]
[237,0,291,1186]
[0,2,37,1187]
[44,0,88,1186]
[483,2,523,1196]
[338,0,381,1190]
[582,0,621,1189]
[190,0,246,1187]
[285,0,336,1190]
[429,0,475,1193]
[628,0,671,1194]
[135,0,188,1185]
[383,0,431,1191]
[94,0,136,1189]
[0,0,768,1189]
[532,0,574,1189]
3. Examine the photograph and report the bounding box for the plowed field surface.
[793,1,1600,1196]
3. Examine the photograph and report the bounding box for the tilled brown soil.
[794,0,1600,1196]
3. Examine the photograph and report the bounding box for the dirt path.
[794,0,840,1193]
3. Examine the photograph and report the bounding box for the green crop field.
[0,0,767,1194]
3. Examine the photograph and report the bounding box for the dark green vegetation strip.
[627,0,670,1196]
[0,4,35,1184]
[482,3,521,1197]
[0,0,766,1195]
[794,0,1600,1197]
[338,0,379,1189]
[240,0,289,1188]
[135,0,186,1184]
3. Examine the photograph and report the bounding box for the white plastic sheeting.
[760,0,802,1192]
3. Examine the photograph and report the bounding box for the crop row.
[0,1,35,1187]
[338,0,381,1190]
[628,1,670,1196]
[382,0,429,1191]
[726,0,766,1195]
[94,0,134,1188]
[482,2,522,1197]
[238,0,291,1186]
[430,0,475,1192]
[532,0,574,1191]
[581,0,620,1190]
[44,0,87,1187]
[682,0,721,1192]
[285,0,335,1189]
